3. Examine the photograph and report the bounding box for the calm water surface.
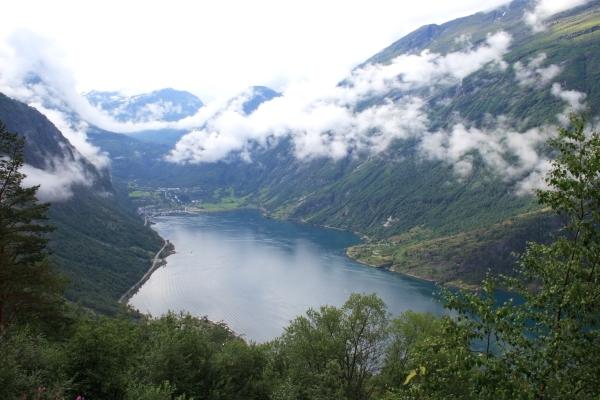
[130,210,445,342]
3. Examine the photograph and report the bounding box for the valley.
[2,0,600,398]
[83,0,600,294]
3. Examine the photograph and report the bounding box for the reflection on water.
[130,209,445,342]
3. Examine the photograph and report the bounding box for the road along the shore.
[119,240,173,304]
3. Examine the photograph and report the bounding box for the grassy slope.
[348,210,561,288]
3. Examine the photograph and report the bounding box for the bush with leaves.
[0,326,69,400]
[64,316,142,399]
[269,293,389,400]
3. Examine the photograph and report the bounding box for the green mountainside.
[0,93,162,313]
[349,1,597,127]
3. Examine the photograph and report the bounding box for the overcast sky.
[2,0,512,100]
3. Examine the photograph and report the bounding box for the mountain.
[237,86,281,114]
[87,86,279,147]
[88,0,600,287]
[87,85,282,181]
[362,0,600,126]
[0,93,162,313]
[86,88,204,123]
[86,88,205,145]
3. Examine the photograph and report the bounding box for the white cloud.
[166,29,572,194]
[418,81,587,195]
[0,24,578,197]
[525,0,591,32]
[165,28,572,195]
[30,104,110,170]
[551,82,587,111]
[168,32,511,164]
[22,156,93,202]
[420,120,555,190]
[136,101,182,121]
[346,31,511,98]
[551,82,587,124]
[513,53,561,87]
[515,160,552,195]
[0,8,513,150]
[93,94,188,124]
[0,30,207,143]
[0,32,114,201]
[0,31,111,169]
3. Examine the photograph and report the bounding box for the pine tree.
[0,121,64,334]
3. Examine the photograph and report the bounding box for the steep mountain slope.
[88,0,599,287]
[255,3,598,221]
[0,93,162,313]
[366,0,600,127]
[262,0,598,285]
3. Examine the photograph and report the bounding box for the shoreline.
[344,247,478,290]
[119,239,175,304]
[345,249,438,284]
[140,204,473,291]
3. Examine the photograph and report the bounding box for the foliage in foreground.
[0,122,66,335]
[1,116,600,399]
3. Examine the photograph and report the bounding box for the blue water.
[130,209,445,342]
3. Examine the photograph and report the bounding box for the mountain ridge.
[86,87,204,123]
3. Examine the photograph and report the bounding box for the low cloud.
[22,156,93,202]
[168,32,511,164]
[30,104,110,170]
[420,119,556,193]
[418,82,587,195]
[0,30,212,143]
[0,23,585,198]
[0,31,110,170]
[551,82,587,124]
[551,82,586,111]
[88,92,190,124]
[525,0,592,32]
[346,31,510,97]
[135,100,183,122]
[166,29,583,195]
[0,31,114,201]
[513,53,561,87]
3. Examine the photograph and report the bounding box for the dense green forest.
[1,115,599,399]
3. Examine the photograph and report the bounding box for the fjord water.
[130,210,444,342]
